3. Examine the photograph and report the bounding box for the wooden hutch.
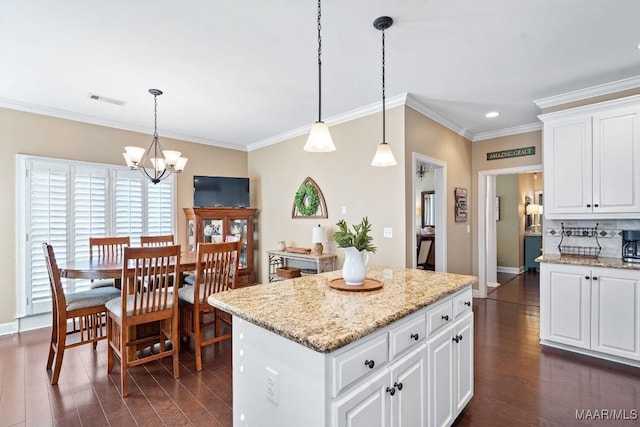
[184,207,258,286]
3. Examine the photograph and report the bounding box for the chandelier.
[371,16,397,167]
[123,89,188,184]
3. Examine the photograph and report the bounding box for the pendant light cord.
[317,0,322,122]
[381,28,386,144]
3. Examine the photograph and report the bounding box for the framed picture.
[455,187,468,222]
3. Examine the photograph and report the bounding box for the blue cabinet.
[525,235,542,271]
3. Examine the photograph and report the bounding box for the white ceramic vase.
[341,247,369,285]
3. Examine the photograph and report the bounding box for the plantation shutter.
[18,155,176,317]
[147,179,173,236]
[114,170,144,246]
[27,161,68,314]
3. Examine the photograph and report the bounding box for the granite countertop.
[208,265,477,353]
[537,254,640,270]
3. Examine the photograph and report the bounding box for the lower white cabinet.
[540,263,640,364]
[427,312,473,427]
[334,344,427,427]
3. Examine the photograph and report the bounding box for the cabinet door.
[333,370,390,427]
[427,328,454,427]
[592,106,640,214]
[453,313,473,416]
[543,116,592,216]
[390,344,427,427]
[591,267,640,360]
[540,264,591,349]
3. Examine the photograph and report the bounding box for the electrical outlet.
[265,367,279,404]
[384,227,393,238]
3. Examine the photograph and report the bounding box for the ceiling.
[2,0,640,151]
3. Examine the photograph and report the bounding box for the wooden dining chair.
[106,244,181,397]
[89,236,130,289]
[178,241,240,371]
[42,243,120,385]
[140,234,175,247]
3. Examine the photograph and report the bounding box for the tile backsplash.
[543,219,640,259]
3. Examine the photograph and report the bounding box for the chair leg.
[50,320,66,385]
[172,315,180,378]
[106,314,114,374]
[194,311,203,372]
[121,320,128,397]
[46,311,57,371]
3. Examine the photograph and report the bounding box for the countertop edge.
[536,254,640,270]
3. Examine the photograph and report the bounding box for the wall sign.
[455,187,468,222]
[487,146,535,161]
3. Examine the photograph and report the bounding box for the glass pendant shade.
[124,146,146,165]
[304,121,336,152]
[371,142,397,166]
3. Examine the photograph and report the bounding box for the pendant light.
[304,0,336,152]
[123,89,188,184]
[371,16,397,167]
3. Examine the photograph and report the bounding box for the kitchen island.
[208,266,477,427]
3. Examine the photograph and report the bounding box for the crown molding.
[472,122,542,142]
[404,94,475,141]
[246,93,409,151]
[533,75,640,109]
[0,97,247,152]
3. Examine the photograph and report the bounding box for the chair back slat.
[140,234,175,247]
[195,241,240,306]
[122,245,180,316]
[90,236,130,259]
[42,243,66,311]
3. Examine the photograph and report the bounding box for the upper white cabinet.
[540,96,640,218]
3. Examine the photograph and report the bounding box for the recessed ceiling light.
[485,111,500,118]
[88,93,126,106]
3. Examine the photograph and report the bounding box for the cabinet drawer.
[453,288,473,319]
[427,301,453,336]
[331,333,388,398]
[389,313,426,360]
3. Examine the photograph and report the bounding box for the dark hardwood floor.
[2,272,639,426]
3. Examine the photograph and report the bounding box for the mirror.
[421,191,435,228]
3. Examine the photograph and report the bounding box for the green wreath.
[295,183,320,216]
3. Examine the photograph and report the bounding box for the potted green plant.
[331,217,376,285]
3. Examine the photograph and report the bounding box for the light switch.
[384,227,393,238]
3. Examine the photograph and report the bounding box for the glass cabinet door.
[203,219,224,243]
[229,218,248,268]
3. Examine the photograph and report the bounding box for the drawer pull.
[452,335,460,343]
[464,301,471,307]
[441,314,449,321]
[410,333,419,341]
[593,276,598,280]
[586,204,591,208]
[585,276,590,280]
[594,204,599,208]
[394,381,403,391]
[364,359,375,369]
[386,386,396,396]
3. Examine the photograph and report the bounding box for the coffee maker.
[622,230,640,263]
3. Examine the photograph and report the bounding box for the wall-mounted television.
[193,176,250,208]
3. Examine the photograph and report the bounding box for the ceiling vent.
[88,93,126,106]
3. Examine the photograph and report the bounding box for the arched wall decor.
[291,177,328,218]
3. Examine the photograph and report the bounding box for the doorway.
[412,153,447,272]
[477,164,542,298]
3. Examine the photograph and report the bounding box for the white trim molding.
[534,75,640,109]
[473,122,542,141]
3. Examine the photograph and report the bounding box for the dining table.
[58,250,199,283]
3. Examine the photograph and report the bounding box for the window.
[16,155,176,317]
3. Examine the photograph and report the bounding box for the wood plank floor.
[1,272,639,426]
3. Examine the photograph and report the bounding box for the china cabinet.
[183,207,257,286]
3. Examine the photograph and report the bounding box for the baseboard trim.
[0,314,51,337]
[497,266,524,275]
[487,281,500,288]
[540,340,640,369]
[0,321,18,336]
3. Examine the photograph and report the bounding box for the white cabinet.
[540,263,640,364]
[333,370,390,427]
[540,263,591,349]
[541,97,640,218]
[427,312,473,427]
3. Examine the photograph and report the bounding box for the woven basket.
[277,267,301,279]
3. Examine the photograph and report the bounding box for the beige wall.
[496,175,520,268]
[470,130,542,279]
[0,108,247,325]
[248,107,406,283]
[404,106,473,275]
